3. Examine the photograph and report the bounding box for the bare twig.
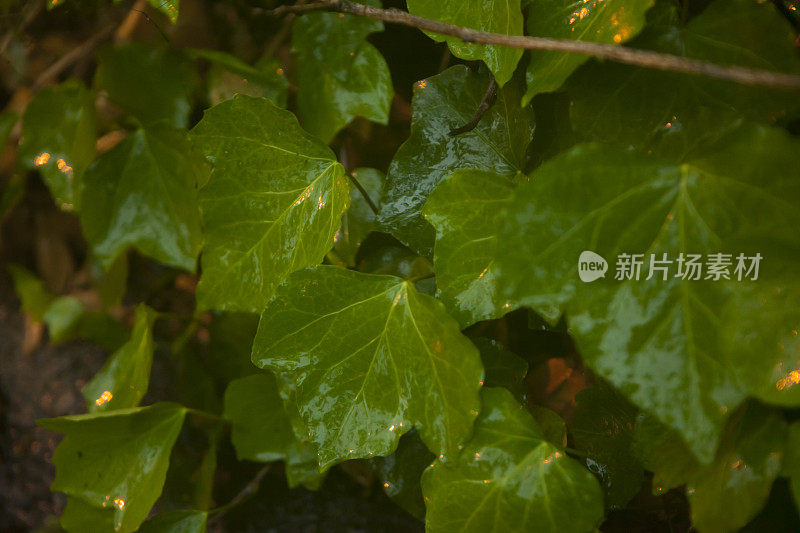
[208,464,271,526]
[32,24,116,91]
[450,75,498,136]
[267,0,800,91]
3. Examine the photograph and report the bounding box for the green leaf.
[786,422,800,512]
[80,125,205,272]
[405,0,523,86]
[567,0,800,149]
[251,265,484,468]
[82,305,156,412]
[424,169,516,327]
[373,430,434,521]
[188,48,288,108]
[138,510,208,533]
[292,0,393,143]
[39,403,186,533]
[422,387,604,533]
[494,122,800,461]
[472,337,527,404]
[94,43,198,127]
[223,373,324,489]
[379,66,534,255]
[334,167,384,265]
[524,0,653,104]
[571,380,643,509]
[686,404,786,533]
[142,0,179,24]
[18,80,95,210]
[8,263,54,321]
[43,295,85,344]
[191,95,349,312]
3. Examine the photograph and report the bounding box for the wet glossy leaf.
[80,126,205,272]
[293,1,392,143]
[424,169,515,327]
[43,295,84,343]
[39,403,186,533]
[379,66,533,255]
[334,167,384,265]
[138,510,207,533]
[571,381,643,509]
[495,122,800,461]
[82,305,156,412]
[95,43,198,127]
[686,404,786,533]
[567,0,800,149]
[252,265,483,468]
[18,80,95,210]
[191,95,349,312]
[524,0,653,104]
[406,0,523,86]
[188,48,288,107]
[8,263,54,321]
[422,387,604,533]
[373,430,434,520]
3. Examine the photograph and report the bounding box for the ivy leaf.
[43,296,85,343]
[567,0,800,149]
[38,403,186,533]
[424,169,516,327]
[524,0,653,104]
[405,0,523,86]
[571,381,643,509]
[379,66,533,255]
[94,43,198,127]
[191,95,349,312]
[495,122,800,461]
[138,510,207,533]
[422,387,604,533]
[18,80,95,210]
[80,126,205,271]
[82,305,156,412]
[719,279,800,407]
[293,0,393,143]
[223,373,323,489]
[8,263,54,321]
[787,423,800,511]
[334,167,384,265]
[373,430,434,520]
[187,48,288,108]
[251,265,484,468]
[686,404,786,532]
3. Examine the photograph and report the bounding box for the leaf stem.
[346,172,379,215]
[208,464,272,524]
[449,75,498,136]
[266,0,800,90]
[186,407,228,425]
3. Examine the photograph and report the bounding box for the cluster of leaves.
[3,0,800,531]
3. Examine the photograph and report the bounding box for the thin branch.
[208,464,271,525]
[450,75,498,136]
[267,0,800,91]
[346,172,379,215]
[32,24,116,91]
